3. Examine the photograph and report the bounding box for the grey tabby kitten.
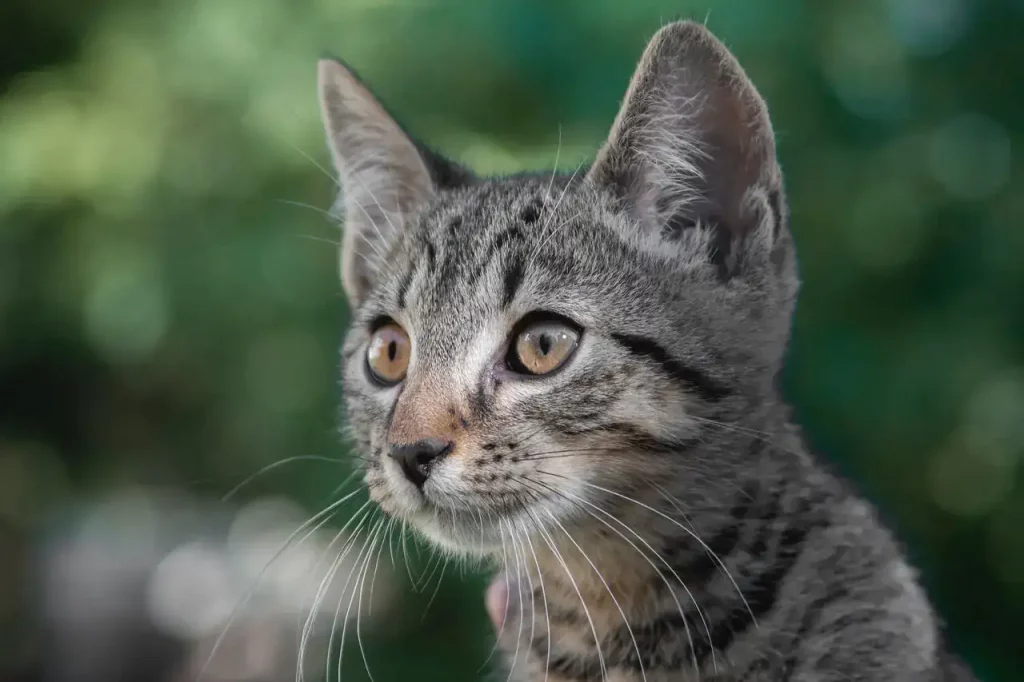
[316,21,978,682]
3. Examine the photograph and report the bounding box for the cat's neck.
[505,406,827,637]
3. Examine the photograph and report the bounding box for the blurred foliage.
[1,0,1022,680]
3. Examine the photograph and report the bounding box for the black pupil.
[538,333,552,356]
[387,340,397,362]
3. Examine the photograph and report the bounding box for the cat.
[316,20,979,682]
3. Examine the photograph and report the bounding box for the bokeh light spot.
[84,250,169,364]
[147,541,236,639]
[822,6,910,120]
[929,437,1016,518]
[928,113,1011,200]
[886,0,972,56]
[961,370,1024,461]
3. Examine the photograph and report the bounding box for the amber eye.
[508,317,581,376]
[366,322,411,385]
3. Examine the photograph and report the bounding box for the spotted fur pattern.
[317,20,978,682]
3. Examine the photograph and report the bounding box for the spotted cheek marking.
[437,406,476,459]
[439,429,515,478]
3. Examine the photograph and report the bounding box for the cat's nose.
[388,438,453,488]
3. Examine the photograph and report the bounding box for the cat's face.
[320,22,797,556]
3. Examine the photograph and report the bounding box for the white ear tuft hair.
[588,21,783,273]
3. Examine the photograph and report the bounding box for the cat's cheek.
[364,463,408,516]
[363,471,392,508]
[368,460,426,519]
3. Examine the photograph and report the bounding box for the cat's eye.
[507,317,581,376]
[366,322,411,385]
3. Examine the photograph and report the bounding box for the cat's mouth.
[365,490,516,556]
[410,508,508,555]
[368,450,573,556]
[371,476,547,557]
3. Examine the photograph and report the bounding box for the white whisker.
[502,518,526,682]
[355,517,389,682]
[308,505,373,682]
[522,520,551,682]
[334,516,384,681]
[221,456,350,502]
[545,124,563,202]
[528,508,609,682]
[543,508,647,682]
[528,476,710,676]
[422,555,448,620]
[478,517,511,674]
[581,481,756,628]
[530,161,585,263]
[399,519,416,586]
[275,198,340,223]
[200,487,361,682]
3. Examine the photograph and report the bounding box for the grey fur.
[318,21,978,682]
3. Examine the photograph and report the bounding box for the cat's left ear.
[588,22,787,276]
[318,58,469,305]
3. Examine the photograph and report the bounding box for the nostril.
[388,438,453,488]
[415,445,445,468]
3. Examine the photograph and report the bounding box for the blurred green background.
[1,0,1022,681]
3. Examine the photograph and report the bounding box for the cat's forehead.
[370,176,619,353]
[404,177,605,283]
[420,174,593,245]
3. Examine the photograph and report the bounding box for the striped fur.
[319,21,977,682]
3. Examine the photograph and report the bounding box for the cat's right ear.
[318,59,466,306]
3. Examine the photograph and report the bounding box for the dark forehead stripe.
[460,195,543,301]
[464,220,523,291]
[399,181,584,315]
[610,333,731,402]
[396,233,440,309]
[395,262,415,309]
[501,253,525,308]
[427,211,473,295]
[429,191,506,294]
[424,235,437,269]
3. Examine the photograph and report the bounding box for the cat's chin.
[370,490,529,558]
[407,508,510,558]
[370,471,574,558]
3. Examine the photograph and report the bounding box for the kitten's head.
[319,22,797,555]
